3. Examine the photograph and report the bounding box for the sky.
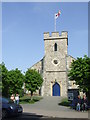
[2,2,88,73]
[89,1,90,57]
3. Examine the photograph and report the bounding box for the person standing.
[76,95,81,111]
[15,94,19,104]
[10,94,15,103]
[81,95,88,111]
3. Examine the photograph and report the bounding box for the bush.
[58,98,71,107]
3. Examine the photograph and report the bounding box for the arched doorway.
[53,82,60,96]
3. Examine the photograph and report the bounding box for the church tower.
[42,31,68,97]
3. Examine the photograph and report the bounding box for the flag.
[55,10,61,19]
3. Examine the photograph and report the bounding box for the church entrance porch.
[52,82,60,96]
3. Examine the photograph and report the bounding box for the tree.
[0,81,1,94]
[68,55,90,100]
[25,69,43,97]
[8,68,24,96]
[0,62,9,97]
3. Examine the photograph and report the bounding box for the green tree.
[0,65,2,94]
[25,69,43,97]
[0,62,9,97]
[68,55,90,100]
[0,81,1,93]
[8,68,24,96]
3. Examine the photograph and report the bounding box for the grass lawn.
[58,98,71,107]
[19,95,43,104]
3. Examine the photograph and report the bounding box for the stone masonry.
[31,31,77,97]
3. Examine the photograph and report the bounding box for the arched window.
[54,43,57,51]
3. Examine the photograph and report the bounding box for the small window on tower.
[54,43,57,51]
[53,60,58,64]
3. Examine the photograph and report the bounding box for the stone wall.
[42,71,67,97]
[67,55,75,70]
[30,59,43,74]
[44,32,68,72]
[42,32,68,97]
[67,55,78,89]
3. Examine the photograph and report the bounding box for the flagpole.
[54,10,61,32]
[55,14,56,32]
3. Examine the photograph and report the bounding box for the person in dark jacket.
[72,97,77,109]
[76,95,81,111]
[81,95,88,111]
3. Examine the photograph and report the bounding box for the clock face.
[53,60,58,64]
[52,58,60,66]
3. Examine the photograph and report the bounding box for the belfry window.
[54,43,57,51]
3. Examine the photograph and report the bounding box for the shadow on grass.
[19,96,43,104]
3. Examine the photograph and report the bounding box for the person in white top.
[10,94,15,103]
[15,94,19,104]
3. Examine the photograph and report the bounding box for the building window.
[54,43,57,51]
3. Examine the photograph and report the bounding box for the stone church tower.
[31,31,78,97]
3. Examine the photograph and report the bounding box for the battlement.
[44,31,68,40]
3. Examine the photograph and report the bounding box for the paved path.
[21,97,89,119]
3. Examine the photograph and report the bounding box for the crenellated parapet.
[44,31,68,40]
